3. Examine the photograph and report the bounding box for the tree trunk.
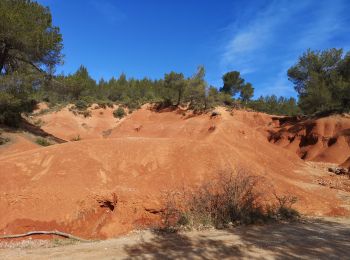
[0,44,9,74]
[177,89,182,106]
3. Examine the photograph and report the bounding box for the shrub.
[80,110,91,118]
[128,101,141,110]
[0,134,10,145]
[70,135,81,141]
[97,101,115,109]
[97,102,106,109]
[34,108,50,116]
[35,137,52,146]
[211,111,221,117]
[33,118,44,127]
[0,95,37,127]
[273,193,300,220]
[74,100,88,110]
[113,107,126,119]
[154,99,174,111]
[159,169,299,231]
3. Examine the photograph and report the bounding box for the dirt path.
[1,217,349,259]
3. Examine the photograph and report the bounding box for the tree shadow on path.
[122,218,350,259]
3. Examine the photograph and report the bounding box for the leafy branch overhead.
[0,0,63,75]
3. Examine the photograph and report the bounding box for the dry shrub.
[272,193,299,220]
[159,190,184,232]
[159,169,299,231]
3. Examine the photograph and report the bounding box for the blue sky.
[38,0,350,98]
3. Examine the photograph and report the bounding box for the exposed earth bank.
[0,104,349,239]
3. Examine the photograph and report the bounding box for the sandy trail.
[1,217,349,259]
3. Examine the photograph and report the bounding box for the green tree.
[247,95,300,116]
[0,0,63,74]
[0,71,38,125]
[62,65,96,100]
[288,48,350,114]
[185,66,207,111]
[164,72,186,106]
[207,86,220,107]
[0,0,62,126]
[220,71,244,96]
[240,82,254,103]
[297,72,334,114]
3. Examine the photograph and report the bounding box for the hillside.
[268,114,350,166]
[0,105,349,239]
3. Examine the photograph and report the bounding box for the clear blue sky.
[38,0,350,98]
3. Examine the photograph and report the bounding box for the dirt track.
[1,217,349,259]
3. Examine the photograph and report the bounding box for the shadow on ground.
[123,218,350,259]
[1,218,349,259]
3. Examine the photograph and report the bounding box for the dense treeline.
[0,0,349,127]
[248,96,300,116]
[32,65,300,117]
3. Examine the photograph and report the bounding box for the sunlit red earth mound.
[269,114,350,166]
[0,104,349,239]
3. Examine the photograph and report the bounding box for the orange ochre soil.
[0,104,349,239]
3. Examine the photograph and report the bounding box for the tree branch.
[0,230,91,242]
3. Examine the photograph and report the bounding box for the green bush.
[0,134,10,145]
[113,107,126,119]
[74,99,89,110]
[0,91,37,127]
[97,101,115,109]
[154,99,174,111]
[35,138,52,146]
[127,101,141,110]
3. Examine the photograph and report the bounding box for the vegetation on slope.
[0,0,349,128]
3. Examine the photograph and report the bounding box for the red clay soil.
[0,132,40,158]
[341,157,350,170]
[0,106,349,239]
[35,104,120,141]
[268,114,350,165]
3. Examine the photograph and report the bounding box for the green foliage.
[74,99,89,110]
[0,0,61,126]
[288,48,350,114]
[185,66,208,112]
[0,132,10,145]
[97,101,114,109]
[2,0,348,122]
[35,137,52,146]
[164,71,186,106]
[248,95,300,116]
[220,71,244,96]
[240,83,254,103]
[113,107,126,119]
[219,71,255,105]
[0,0,63,75]
[0,72,37,126]
[56,66,97,100]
